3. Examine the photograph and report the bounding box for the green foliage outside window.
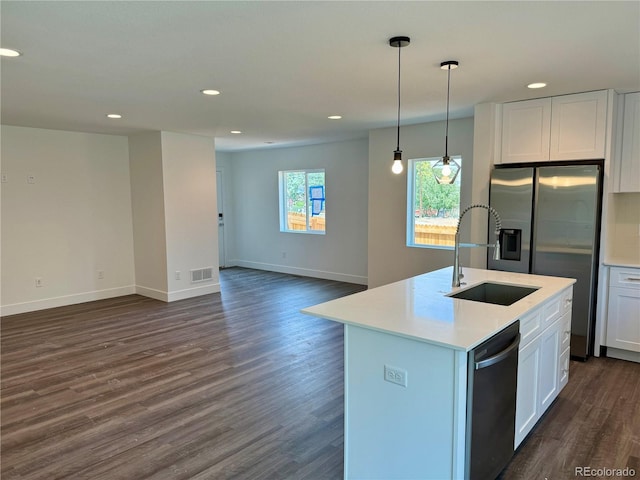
[280,169,325,233]
[407,157,461,248]
[413,160,460,218]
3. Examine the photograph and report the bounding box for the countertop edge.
[301,267,575,352]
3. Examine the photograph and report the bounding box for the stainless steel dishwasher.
[465,321,520,480]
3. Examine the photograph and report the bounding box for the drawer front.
[560,312,571,352]
[561,288,573,315]
[558,347,570,391]
[520,307,543,347]
[609,267,640,290]
[543,294,562,329]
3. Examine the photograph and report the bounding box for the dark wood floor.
[2,268,639,480]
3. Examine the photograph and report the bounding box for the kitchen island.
[302,266,575,480]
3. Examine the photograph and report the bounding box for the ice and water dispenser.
[499,229,522,261]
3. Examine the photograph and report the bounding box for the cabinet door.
[558,347,570,392]
[550,91,608,160]
[560,311,571,353]
[515,335,541,448]
[606,286,640,352]
[501,98,552,163]
[539,320,560,411]
[617,92,640,192]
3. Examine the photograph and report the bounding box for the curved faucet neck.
[452,204,502,288]
[455,204,502,235]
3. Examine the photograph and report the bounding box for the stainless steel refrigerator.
[488,162,603,359]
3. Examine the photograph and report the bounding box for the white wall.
[160,131,219,300]
[128,132,168,296]
[368,117,481,288]
[129,131,220,302]
[606,192,640,265]
[1,125,135,315]
[225,139,368,284]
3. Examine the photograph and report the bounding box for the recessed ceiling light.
[527,82,547,89]
[328,115,342,120]
[230,130,242,134]
[201,89,221,96]
[0,48,21,57]
[106,114,122,119]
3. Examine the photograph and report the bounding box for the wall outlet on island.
[384,365,408,387]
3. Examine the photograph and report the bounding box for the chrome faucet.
[452,204,502,287]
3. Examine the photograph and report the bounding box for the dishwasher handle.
[475,334,521,370]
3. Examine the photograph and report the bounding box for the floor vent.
[191,267,214,283]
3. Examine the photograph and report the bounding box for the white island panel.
[345,325,467,480]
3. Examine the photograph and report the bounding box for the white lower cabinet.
[558,347,570,390]
[515,334,541,447]
[539,317,561,411]
[606,267,640,354]
[515,288,572,449]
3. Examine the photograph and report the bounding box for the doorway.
[216,168,226,268]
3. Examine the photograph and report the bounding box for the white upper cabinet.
[499,90,608,164]
[550,91,608,160]
[501,98,552,163]
[614,92,640,193]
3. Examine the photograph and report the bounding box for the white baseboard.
[135,283,221,302]
[1,281,223,317]
[1,264,360,317]
[134,285,168,301]
[0,285,136,317]
[166,283,221,302]
[606,347,640,364]
[232,260,367,285]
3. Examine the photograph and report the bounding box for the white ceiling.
[1,1,639,152]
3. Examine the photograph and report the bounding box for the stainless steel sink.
[448,282,539,306]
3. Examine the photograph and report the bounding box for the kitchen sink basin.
[448,282,539,306]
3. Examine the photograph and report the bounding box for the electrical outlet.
[282,252,287,259]
[175,271,181,280]
[1,174,7,183]
[384,365,408,387]
[97,270,104,280]
[35,277,43,288]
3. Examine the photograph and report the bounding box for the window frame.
[406,156,462,249]
[278,168,326,235]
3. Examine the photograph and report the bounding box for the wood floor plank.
[2,267,639,479]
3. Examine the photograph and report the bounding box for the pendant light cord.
[444,64,451,158]
[396,45,401,152]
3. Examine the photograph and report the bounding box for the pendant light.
[433,60,461,185]
[389,36,410,174]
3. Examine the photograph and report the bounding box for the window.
[407,157,461,248]
[279,169,325,233]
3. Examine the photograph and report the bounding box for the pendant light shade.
[389,36,410,174]
[433,60,461,185]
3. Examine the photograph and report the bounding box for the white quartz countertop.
[301,267,575,352]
